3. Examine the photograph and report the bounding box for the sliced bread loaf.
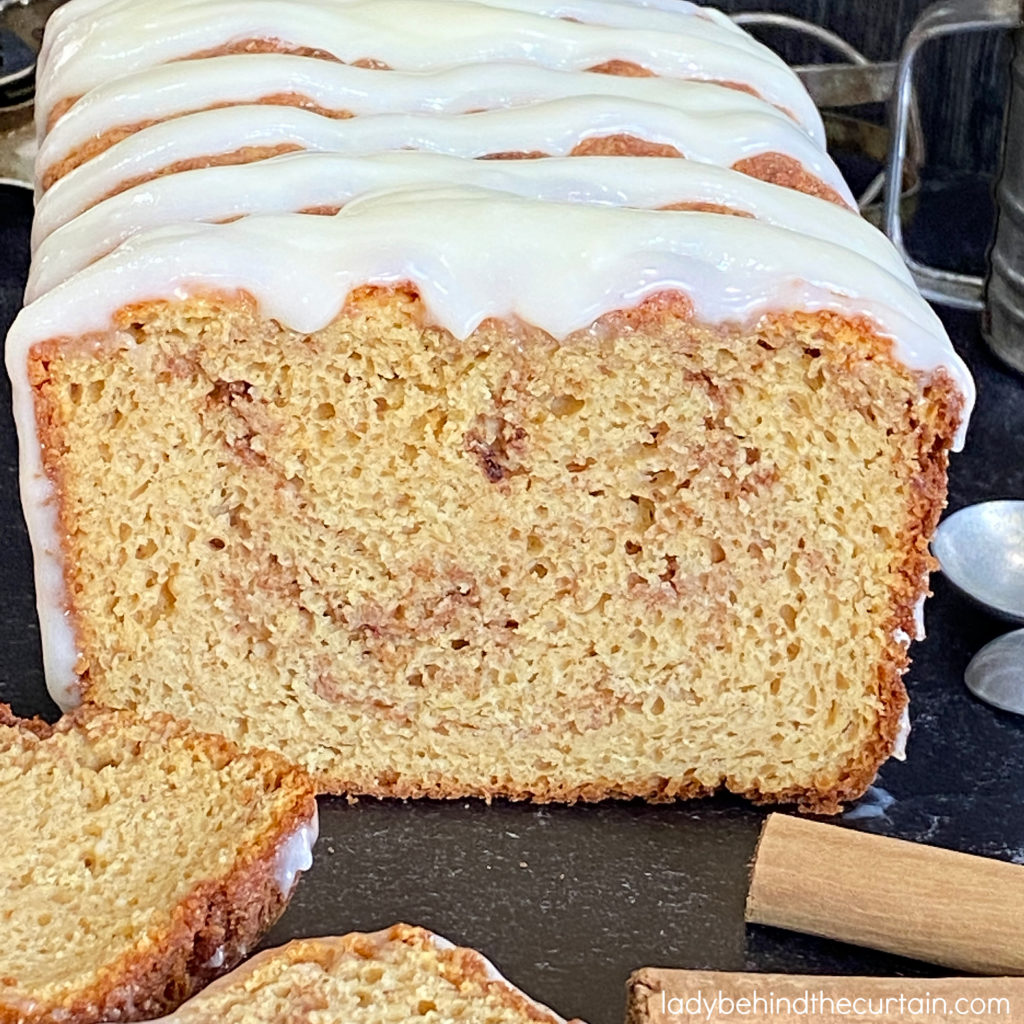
[126,924,581,1024]
[7,191,970,810]
[0,704,317,1024]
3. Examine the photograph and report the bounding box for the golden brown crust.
[43,849,293,1024]
[570,134,683,158]
[732,152,851,208]
[150,924,585,1024]
[658,202,754,217]
[41,96,354,191]
[0,705,317,1024]
[815,368,962,811]
[29,340,102,695]
[96,144,304,206]
[184,38,346,64]
[587,59,658,77]
[477,150,550,161]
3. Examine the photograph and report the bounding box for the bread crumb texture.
[158,924,581,1024]
[0,705,315,1023]
[30,288,958,811]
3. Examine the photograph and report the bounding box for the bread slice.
[34,95,848,247]
[6,191,972,811]
[36,0,821,142]
[27,152,886,303]
[128,924,581,1024]
[36,58,810,191]
[0,705,318,1023]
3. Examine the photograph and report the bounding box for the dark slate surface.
[2,171,1024,1022]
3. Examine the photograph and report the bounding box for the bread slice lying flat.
[130,924,582,1024]
[0,704,318,1024]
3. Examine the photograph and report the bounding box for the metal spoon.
[932,500,1024,624]
[932,501,1024,716]
[964,629,1024,716]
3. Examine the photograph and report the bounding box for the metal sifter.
[884,0,1024,370]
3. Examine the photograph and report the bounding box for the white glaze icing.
[892,706,911,761]
[36,0,744,89]
[32,95,853,244]
[29,152,901,300]
[913,591,927,641]
[273,805,318,895]
[17,421,80,711]
[204,947,226,969]
[37,54,829,188]
[5,190,976,697]
[36,0,823,145]
[844,785,896,819]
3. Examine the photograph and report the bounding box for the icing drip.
[27,152,907,300]
[11,190,969,385]
[204,947,226,969]
[844,785,897,820]
[36,0,823,144]
[273,806,319,895]
[892,707,911,761]
[913,592,927,642]
[37,55,828,185]
[33,96,853,240]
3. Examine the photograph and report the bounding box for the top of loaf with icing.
[36,0,824,144]
[25,152,908,301]
[34,94,852,243]
[8,186,974,447]
[36,54,828,188]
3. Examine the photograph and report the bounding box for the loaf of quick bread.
[0,705,317,1023]
[7,0,974,812]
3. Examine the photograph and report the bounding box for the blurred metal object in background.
[0,0,64,189]
[735,12,922,213]
[0,100,32,188]
[985,3,1024,371]
[885,0,1022,317]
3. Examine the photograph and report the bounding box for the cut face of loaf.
[28,293,956,810]
[0,705,317,1024]
[126,924,581,1024]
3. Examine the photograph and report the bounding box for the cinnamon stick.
[746,814,1024,974]
[627,968,1024,1024]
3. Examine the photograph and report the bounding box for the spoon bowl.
[964,629,1024,716]
[932,500,1024,624]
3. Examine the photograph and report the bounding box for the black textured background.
[2,4,1024,1022]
